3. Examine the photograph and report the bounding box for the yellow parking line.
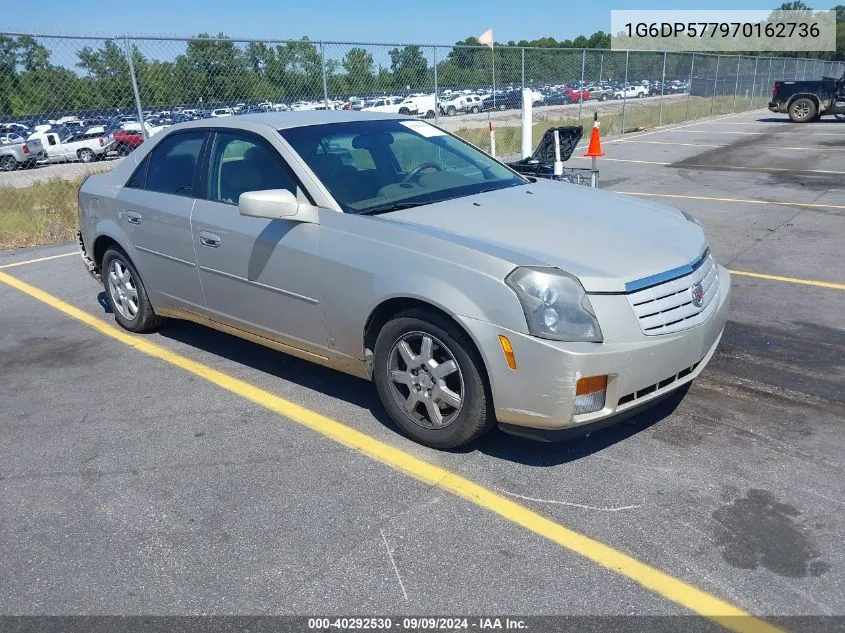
[615,191,845,211]
[0,269,783,633]
[616,140,845,152]
[729,270,845,291]
[583,157,845,175]
[0,251,77,270]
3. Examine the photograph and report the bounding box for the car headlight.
[505,267,603,342]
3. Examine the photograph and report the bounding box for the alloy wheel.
[107,259,139,320]
[387,331,464,429]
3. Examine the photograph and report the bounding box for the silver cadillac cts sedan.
[77,111,730,448]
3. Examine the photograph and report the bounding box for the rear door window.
[144,131,207,197]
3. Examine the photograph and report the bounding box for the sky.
[7,0,840,44]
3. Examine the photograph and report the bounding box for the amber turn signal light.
[498,335,516,370]
[576,375,608,396]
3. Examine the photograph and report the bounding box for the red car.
[565,86,590,102]
[112,129,145,156]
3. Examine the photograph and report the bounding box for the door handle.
[124,211,141,225]
[199,231,221,248]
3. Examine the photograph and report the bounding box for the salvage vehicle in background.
[614,84,648,99]
[0,135,45,170]
[111,129,145,156]
[585,85,613,101]
[29,129,115,163]
[482,90,522,111]
[768,72,845,122]
[77,111,730,449]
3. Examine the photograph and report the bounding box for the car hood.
[378,178,707,293]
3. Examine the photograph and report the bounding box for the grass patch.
[453,96,761,156]
[0,178,82,249]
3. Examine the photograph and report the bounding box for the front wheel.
[788,97,817,123]
[600,94,608,101]
[447,105,456,116]
[373,310,494,449]
[470,106,480,114]
[102,248,162,333]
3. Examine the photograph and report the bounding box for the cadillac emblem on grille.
[690,282,705,308]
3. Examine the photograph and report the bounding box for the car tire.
[373,309,495,449]
[425,110,435,119]
[470,106,480,114]
[0,155,18,171]
[447,106,456,116]
[102,247,162,333]
[399,107,410,115]
[600,94,608,101]
[789,97,817,123]
[78,148,95,163]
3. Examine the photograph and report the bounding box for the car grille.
[626,249,719,336]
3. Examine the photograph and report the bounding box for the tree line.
[1,7,843,117]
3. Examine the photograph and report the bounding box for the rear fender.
[787,93,821,112]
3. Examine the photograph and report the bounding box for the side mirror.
[238,189,319,224]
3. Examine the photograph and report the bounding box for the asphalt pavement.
[0,109,843,628]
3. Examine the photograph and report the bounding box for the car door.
[190,129,327,352]
[116,129,208,314]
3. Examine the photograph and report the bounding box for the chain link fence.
[1,31,844,246]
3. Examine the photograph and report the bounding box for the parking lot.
[1,109,843,629]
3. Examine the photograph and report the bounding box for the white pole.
[491,41,496,110]
[521,88,532,159]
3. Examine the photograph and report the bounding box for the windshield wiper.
[357,201,422,216]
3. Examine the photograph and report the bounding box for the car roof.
[170,110,407,132]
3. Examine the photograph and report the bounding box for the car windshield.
[279,119,526,215]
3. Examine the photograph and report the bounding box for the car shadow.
[152,316,682,467]
[753,116,845,124]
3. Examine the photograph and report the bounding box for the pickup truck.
[0,135,46,171]
[111,129,145,155]
[614,84,648,99]
[768,74,845,122]
[28,129,115,163]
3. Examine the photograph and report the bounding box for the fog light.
[574,375,608,415]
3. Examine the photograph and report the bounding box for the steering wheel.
[401,162,441,183]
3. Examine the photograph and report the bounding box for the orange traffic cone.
[583,119,605,158]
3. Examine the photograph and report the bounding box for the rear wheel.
[600,94,608,101]
[373,310,494,448]
[102,248,162,333]
[0,155,18,171]
[447,105,456,116]
[78,148,95,163]
[470,106,480,114]
[788,97,817,123]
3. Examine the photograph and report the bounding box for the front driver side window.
[210,132,300,205]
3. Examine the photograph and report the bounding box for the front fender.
[319,228,527,360]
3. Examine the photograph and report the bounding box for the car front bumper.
[457,266,731,433]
